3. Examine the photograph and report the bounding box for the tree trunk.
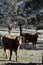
[8,25,12,34]
[19,23,22,36]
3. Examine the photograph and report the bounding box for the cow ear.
[17,37,19,41]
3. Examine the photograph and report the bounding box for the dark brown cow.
[22,32,41,48]
[2,35,23,61]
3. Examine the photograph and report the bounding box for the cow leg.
[3,48,7,59]
[32,42,34,48]
[9,50,12,61]
[15,51,17,62]
[35,42,36,48]
[25,39,27,49]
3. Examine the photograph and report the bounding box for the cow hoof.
[3,54,5,56]
[9,58,11,61]
[4,56,7,59]
[16,60,17,62]
[9,59,11,61]
[6,56,7,59]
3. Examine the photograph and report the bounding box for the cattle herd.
[0,32,41,62]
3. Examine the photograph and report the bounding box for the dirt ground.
[0,48,43,63]
[0,43,43,65]
[0,40,43,64]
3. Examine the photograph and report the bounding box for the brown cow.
[22,32,41,48]
[4,34,12,38]
[2,35,23,61]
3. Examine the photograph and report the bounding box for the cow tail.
[1,35,3,47]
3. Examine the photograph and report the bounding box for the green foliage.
[6,0,18,12]
[0,0,4,2]
[0,0,43,29]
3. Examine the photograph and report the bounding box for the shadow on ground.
[4,63,43,65]
[20,42,43,50]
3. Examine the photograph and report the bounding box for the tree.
[17,0,41,29]
[0,0,42,31]
[18,22,22,35]
[13,15,26,35]
[0,1,13,34]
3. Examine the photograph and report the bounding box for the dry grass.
[0,49,43,63]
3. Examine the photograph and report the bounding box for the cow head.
[16,36,23,45]
[35,32,41,38]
